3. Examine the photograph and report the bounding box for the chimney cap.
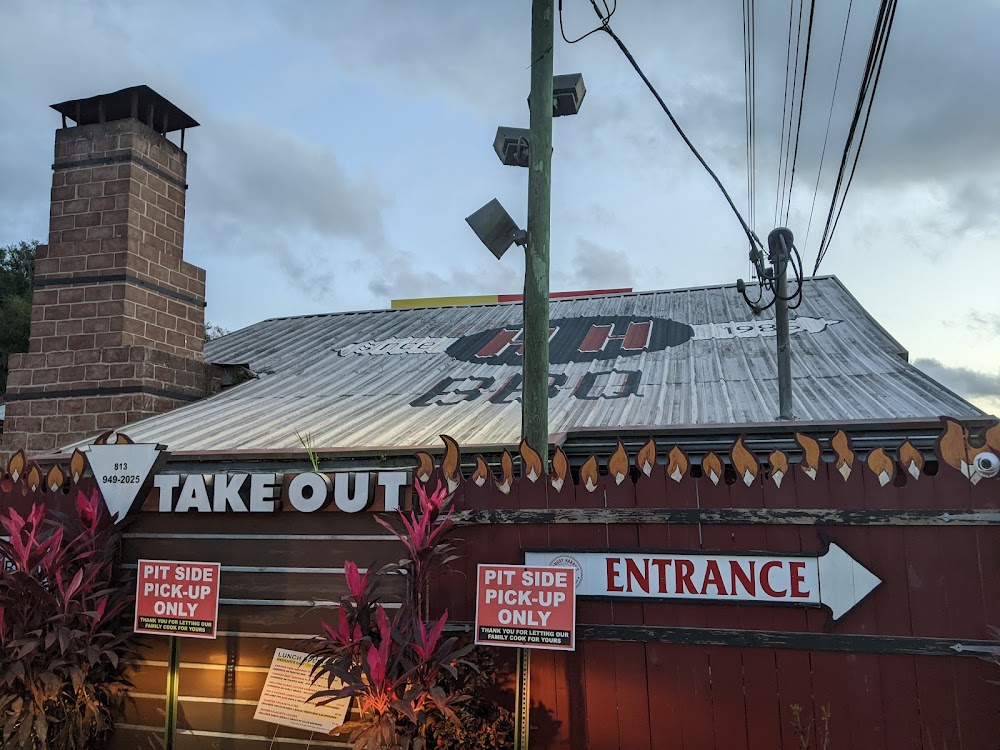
[51,85,199,133]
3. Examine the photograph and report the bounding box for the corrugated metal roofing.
[80,277,983,452]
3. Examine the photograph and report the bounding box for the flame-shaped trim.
[46,465,65,493]
[986,422,1000,453]
[580,455,600,493]
[866,447,895,487]
[497,451,514,494]
[26,464,42,493]
[95,431,134,445]
[795,433,821,481]
[666,445,688,483]
[608,441,630,486]
[439,435,462,492]
[519,440,544,483]
[70,450,86,484]
[8,450,25,484]
[701,452,723,486]
[415,452,435,484]
[898,441,924,480]
[831,430,855,481]
[731,438,759,487]
[636,437,657,477]
[551,448,569,492]
[937,418,993,483]
[769,450,789,488]
[471,455,491,488]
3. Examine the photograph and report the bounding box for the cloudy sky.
[1,0,998,415]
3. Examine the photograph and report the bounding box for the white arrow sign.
[525,543,880,621]
[83,442,166,524]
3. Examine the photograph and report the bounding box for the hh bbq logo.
[447,316,693,366]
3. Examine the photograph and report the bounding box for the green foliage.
[204,323,231,342]
[308,482,478,750]
[0,240,38,393]
[0,492,138,749]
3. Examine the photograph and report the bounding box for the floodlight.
[465,199,527,259]
[553,74,586,117]
[527,73,587,117]
[494,126,530,167]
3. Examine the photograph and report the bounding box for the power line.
[783,0,817,225]
[803,0,855,256]
[558,0,765,253]
[813,0,899,274]
[774,0,798,227]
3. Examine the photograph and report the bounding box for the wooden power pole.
[523,0,554,464]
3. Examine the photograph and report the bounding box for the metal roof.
[75,277,983,452]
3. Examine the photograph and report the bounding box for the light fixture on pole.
[527,73,587,117]
[465,199,527,260]
[494,127,531,167]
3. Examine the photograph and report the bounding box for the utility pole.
[768,227,794,420]
[523,0,554,463]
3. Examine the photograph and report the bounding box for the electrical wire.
[774,0,798,227]
[802,0,854,255]
[784,0,817,225]
[557,0,765,254]
[812,0,898,274]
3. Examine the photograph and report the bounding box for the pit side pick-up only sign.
[475,565,576,651]
[134,560,221,639]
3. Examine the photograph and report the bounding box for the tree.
[205,323,231,342]
[0,240,38,394]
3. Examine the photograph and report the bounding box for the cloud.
[968,311,1000,337]
[556,238,639,290]
[913,357,1000,400]
[186,116,390,297]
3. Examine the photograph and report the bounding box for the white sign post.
[526,543,880,621]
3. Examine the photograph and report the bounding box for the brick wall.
[2,115,217,456]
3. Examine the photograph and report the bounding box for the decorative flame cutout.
[938,418,996,484]
[831,430,855,481]
[439,435,461,492]
[608,441,630,485]
[46,465,65,493]
[770,450,789,488]
[471,455,490,488]
[795,433,821,480]
[70,450,86,484]
[497,451,514,494]
[415,452,434,484]
[867,448,895,487]
[8,450,25,483]
[519,440,544,483]
[580,455,600,493]
[898,441,924,480]
[701,452,723,486]
[666,446,688,483]
[94,431,133,445]
[986,422,1000,453]
[26,464,42,493]
[551,448,569,492]
[636,438,657,477]
[731,438,759,487]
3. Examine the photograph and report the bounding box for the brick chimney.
[3,86,217,455]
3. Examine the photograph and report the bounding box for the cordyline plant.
[307,481,477,750]
[0,491,138,749]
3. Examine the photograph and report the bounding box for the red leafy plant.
[0,492,138,749]
[307,481,477,750]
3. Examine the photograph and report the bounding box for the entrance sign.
[134,560,221,638]
[83,442,165,523]
[254,648,351,733]
[475,564,576,651]
[526,543,880,621]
